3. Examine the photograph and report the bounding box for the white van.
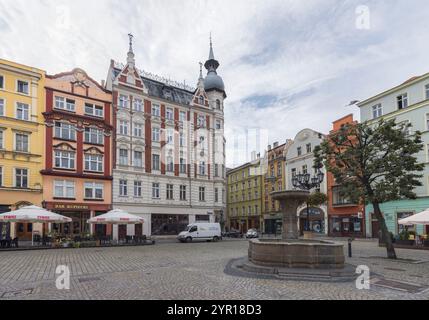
[177,223,222,243]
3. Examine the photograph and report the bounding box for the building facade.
[358,73,429,237]
[0,59,45,240]
[285,129,328,235]
[227,156,263,233]
[106,37,226,237]
[326,114,365,238]
[42,68,114,237]
[262,141,291,234]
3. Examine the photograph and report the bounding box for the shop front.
[299,207,326,235]
[264,213,282,235]
[45,202,110,237]
[151,214,189,236]
[329,214,364,238]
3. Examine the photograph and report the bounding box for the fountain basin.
[248,239,345,269]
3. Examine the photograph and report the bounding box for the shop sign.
[299,207,323,217]
[54,204,89,210]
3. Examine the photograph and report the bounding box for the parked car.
[222,230,242,238]
[246,229,259,239]
[177,223,222,243]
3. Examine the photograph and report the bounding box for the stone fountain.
[226,190,356,282]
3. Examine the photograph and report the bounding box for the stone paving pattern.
[0,238,428,300]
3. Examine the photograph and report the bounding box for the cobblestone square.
[0,238,428,300]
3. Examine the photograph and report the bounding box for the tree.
[314,119,424,259]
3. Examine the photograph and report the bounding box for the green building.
[227,157,263,233]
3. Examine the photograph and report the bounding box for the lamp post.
[292,169,325,232]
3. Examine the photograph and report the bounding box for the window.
[17,80,29,94]
[0,98,4,116]
[397,93,408,110]
[152,104,160,117]
[216,100,221,109]
[291,168,296,177]
[16,103,29,120]
[0,130,3,149]
[55,122,76,140]
[166,155,174,172]
[332,186,353,206]
[166,184,174,200]
[119,149,128,166]
[119,180,128,196]
[277,163,282,176]
[84,127,103,144]
[215,188,219,202]
[372,104,383,119]
[134,98,143,112]
[85,103,103,118]
[119,94,128,108]
[180,185,187,201]
[199,187,205,202]
[179,132,186,147]
[119,120,129,135]
[55,97,75,112]
[216,120,221,130]
[179,111,186,123]
[152,127,160,142]
[54,150,75,169]
[306,143,312,153]
[199,136,206,150]
[84,154,103,172]
[198,115,206,128]
[180,157,186,174]
[426,114,429,131]
[134,181,142,197]
[297,147,302,156]
[134,123,143,137]
[54,180,75,198]
[134,151,143,167]
[214,164,219,177]
[302,165,308,174]
[199,162,206,175]
[166,107,174,120]
[15,133,29,152]
[15,168,28,188]
[0,167,3,186]
[199,96,205,105]
[0,75,3,89]
[152,183,160,199]
[167,129,174,144]
[84,182,104,199]
[152,154,160,171]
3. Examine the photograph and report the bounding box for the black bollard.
[348,238,352,257]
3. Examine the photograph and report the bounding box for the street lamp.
[292,169,325,231]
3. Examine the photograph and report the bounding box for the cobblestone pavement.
[0,238,428,300]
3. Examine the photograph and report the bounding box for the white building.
[284,129,328,235]
[358,73,429,237]
[105,36,226,237]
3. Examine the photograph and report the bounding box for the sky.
[1,0,429,168]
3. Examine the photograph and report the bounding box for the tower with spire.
[203,35,226,96]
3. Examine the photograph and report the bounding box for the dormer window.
[297,147,302,156]
[397,93,408,110]
[199,95,205,105]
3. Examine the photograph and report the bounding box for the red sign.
[2,215,16,219]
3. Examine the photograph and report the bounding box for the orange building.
[327,114,365,238]
[41,69,113,237]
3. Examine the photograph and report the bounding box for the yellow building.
[0,59,46,240]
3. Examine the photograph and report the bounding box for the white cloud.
[1,0,429,168]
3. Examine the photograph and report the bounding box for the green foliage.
[314,119,424,205]
[307,192,328,207]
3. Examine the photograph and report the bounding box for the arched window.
[199,95,205,105]
[216,99,221,110]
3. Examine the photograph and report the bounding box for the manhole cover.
[1,288,34,298]
[78,277,101,283]
[372,278,429,294]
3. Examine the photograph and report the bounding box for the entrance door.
[371,214,380,238]
[135,224,143,236]
[118,225,127,240]
[16,223,32,240]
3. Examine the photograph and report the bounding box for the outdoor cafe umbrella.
[398,209,429,225]
[87,209,144,242]
[0,205,72,246]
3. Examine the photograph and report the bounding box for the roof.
[113,67,195,105]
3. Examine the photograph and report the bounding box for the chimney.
[273,141,279,148]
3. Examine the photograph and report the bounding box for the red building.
[41,68,114,237]
[327,114,366,238]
